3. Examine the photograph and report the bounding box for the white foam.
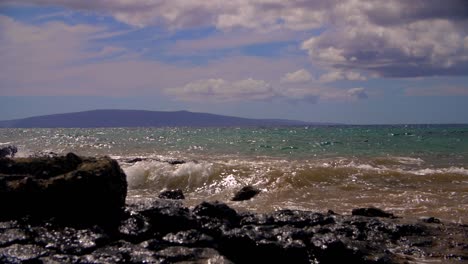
[124,162,150,188]
[173,162,212,178]
[410,167,468,176]
[122,160,213,190]
[339,161,468,176]
[393,156,425,165]
[15,148,34,158]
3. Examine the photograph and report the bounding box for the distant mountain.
[0,109,336,128]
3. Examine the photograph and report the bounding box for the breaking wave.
[119,155,468,223]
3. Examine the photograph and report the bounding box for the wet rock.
[83,241,161,264]
[191,202,240,238]
[241,210,335,228]
[309,235,366,264]
[125,157,147,163]
[352,207,395,218]
[327,210,337,215]
[162,229,214,248]
[155,246,231,263]
[39,254,81,264]
[219,225,310,264]
[167,159,186,165]
[193,201,240,228]
[394,223,427,237]
[0,153,127,228]
[0,203,466,264]
[32,226,109,255]
[0,244,48,263]
[131,199,195,235]
[159,189,185,200]
[421,217,441,224]
[0,145,17,158]
[119,213,153,243]
[231,185,261,201]
[0,228,30,247]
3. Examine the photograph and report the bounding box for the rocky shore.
[1,152,467,263]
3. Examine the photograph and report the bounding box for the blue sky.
[0,1,467,124]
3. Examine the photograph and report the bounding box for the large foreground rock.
[0,153,127,228]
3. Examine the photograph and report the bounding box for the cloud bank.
[5,0,466,79]
[166,78,274,102]
[167,77,368,103]
[1,0,467,106]
[281,69,312,84]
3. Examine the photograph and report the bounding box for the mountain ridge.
[0,109,337,128]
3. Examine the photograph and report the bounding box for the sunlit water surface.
[2,125,467,223]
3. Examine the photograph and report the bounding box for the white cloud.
[5,1,467,78]
[279,86,369,102]
[319,70,366,83]
[281,69,312,83]
[301,13,468,77]
[215,1,326,31]
[0,14,306,96]
[2,0,468,105]
[316,47,347,63]
[347,87,368,99]
[166,78,274,102]
[319,71,342,83]
[2,0,329,31]
[167,76,369,103]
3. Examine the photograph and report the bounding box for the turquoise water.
[1,125,467,222]
[3,125,467,163]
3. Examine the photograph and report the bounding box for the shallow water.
[1,125,467,223]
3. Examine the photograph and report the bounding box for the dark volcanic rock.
[166,159,186,165]
[81,241,161,264]
[0,146,17,159]
[162,229,214,248]
[128,199,196,236]
[31,226,109,255]
[0,228,30,247]
[155,246,231,263]
[219,225,310,264]
[231,185,261,201]
[1,201,467,264]
[0,153,127,228]
[193,201,239,221]
[421,217,441,224]
[125,157,147,163]
[352,207,395,218]
[118,213,153,243]
[159,189,185,200]
[0,244,48,263]
[240,209,335,228]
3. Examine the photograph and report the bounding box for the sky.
[0,0,467,124]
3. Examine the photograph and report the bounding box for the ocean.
[1,125,467,223]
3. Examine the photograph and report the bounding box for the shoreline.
[1,153,467,263]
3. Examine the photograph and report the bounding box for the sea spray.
[123,160,214,190]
